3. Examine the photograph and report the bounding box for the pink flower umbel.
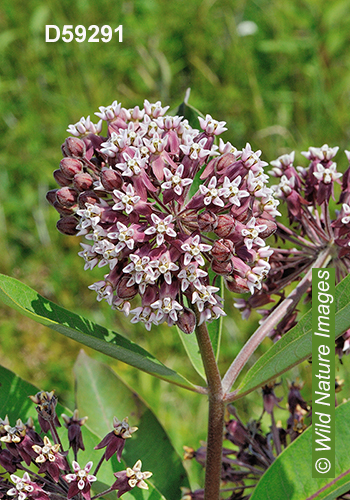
[95,417,137,461]
[63,461,96,500]
[48,99,280,333]
[112,460,152,498]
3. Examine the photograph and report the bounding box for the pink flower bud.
[62,137,86,158]
[53,201,74,216]
[46,189,58,206]
[101,169,123,191]
[197,210,217,232]
[215,214,235,238]
[53,169,72,187]
[216,152,237,174]
[211,239,234,262]
[60,158,83,179]
[78,190,100,208]
[177,308,196,334]
[225,276,249,293]
[116,277,138,299]
[73,173,93,191]
[56,187,78,207]
[212,259,233,275]
[56,216,79,235]
[254,217,277,238]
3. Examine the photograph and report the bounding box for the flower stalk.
[194,318,224,500]
[222,246,333,399]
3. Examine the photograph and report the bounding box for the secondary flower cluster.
[181,379,322,500]
[234,145,350,347]
[47,100,279,333]
[0,391,151,500]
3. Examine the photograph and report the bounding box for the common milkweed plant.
[1,96,350,500]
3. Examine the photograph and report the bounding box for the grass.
[1,0,350,481]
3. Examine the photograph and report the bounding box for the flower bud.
[116,277,138,299]
[216,152,237,173]
[62,137,86,158]
[211,239,234,262]
[78,190,100,208]
[56,187,78,207]
[177,307,196,334]
[215,214,235,238]
[56,216,79,235]
[101,168,123,191]
[46,189,58,206]
[255,217,277,238]
[53,169,72,187]
[212,258,233,275]
[53,201,74,216]
[60,158,83,179]
[73,172,93,191]
[197,210,217,232]
[225,275,250,293]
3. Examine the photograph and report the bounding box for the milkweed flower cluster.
[0,391,151,500]
[235,145,350,347]
[47,100,279,333]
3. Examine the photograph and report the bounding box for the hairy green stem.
[195,318,224,500]
[222,247,333,399]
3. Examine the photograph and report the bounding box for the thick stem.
[194,319,224,500]
[222,247,333,398]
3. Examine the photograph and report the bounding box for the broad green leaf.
[0,274,200,392]
[233,273,350,399]
[73,350,189,500]
[177,326,206,380]
[250,400,350,500]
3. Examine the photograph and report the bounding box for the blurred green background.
[1,0,350,488]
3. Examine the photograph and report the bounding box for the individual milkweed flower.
[0,419,41,466]
[32,436,68,482]
[63,461,96,500]
[61,410,88,460]
[94,417,138,462]
[112,460,152,498]
[29,391,60,433]
[7,473,49,500]
[48,99,279,332]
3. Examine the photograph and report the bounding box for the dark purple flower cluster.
[47,100,280,333]
[0,391,150,500]
[183,380,312,499]
[234,145,350,346]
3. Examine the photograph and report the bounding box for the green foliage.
[250,400,350,500]
[0,273,200,392]
[234,273,350,399]
[74,350,189,500]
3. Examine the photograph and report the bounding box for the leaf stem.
[222,247,333,398]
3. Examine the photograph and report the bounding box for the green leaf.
[250,400,350,500]
[73,350,189,500]
[234,273,350,399]
[177,326,206,380]
[0,273,200,392]
[0,363,163,500]
[174,88,204,129]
